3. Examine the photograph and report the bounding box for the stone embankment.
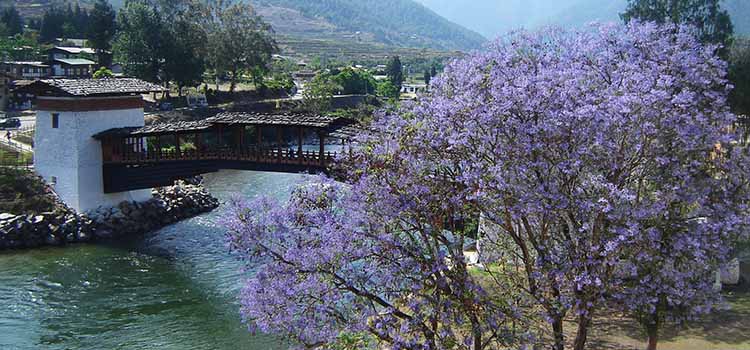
[0,180,219,250]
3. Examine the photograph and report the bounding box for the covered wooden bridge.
[94,112,359,193]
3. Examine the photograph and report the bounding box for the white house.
[23,78,165,213]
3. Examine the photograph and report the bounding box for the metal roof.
[2,61,49,67]
[50,46,96,55]
[53,58,96,66]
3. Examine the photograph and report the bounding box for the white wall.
[35,107,152,213]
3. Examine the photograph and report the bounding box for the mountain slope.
[105,0,486,51]
[253,0,486,51]
[417,0,749,39]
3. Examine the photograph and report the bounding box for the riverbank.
[0,169,219,250]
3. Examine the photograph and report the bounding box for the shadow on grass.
[586,262,750,350]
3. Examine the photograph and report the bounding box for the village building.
[400,83,428,95]
[49,58,97,78]
[0,72,12,110]
[47,47,97,78]
[0,61,51,80]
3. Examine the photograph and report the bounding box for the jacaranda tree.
[225,22,750,350]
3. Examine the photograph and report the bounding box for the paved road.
[18,114,35,130]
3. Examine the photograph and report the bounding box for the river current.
[0,170,304,350]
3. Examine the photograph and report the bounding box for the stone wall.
[0,180,219,250]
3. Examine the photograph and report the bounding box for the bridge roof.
[205,112,342,128]
[93,113,360,139]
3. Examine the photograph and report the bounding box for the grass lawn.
[471,262,750,350]
[0,144,33,165]
[587,289,750,350]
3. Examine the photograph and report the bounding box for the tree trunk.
[573,315,591,350]
[229,68,238,93]
[552,317,565,350]
[646,317,659,350]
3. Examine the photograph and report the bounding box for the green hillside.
[105,0,485,51]
[253,0,486,51]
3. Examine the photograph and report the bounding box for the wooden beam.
[175,134,181,156]
[319,132,325,166]
[297,127,303,158]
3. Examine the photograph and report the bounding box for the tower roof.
[19,78,165,97]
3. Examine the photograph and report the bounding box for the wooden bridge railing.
[107,146,337,167]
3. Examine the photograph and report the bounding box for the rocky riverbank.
[0,179,219,250]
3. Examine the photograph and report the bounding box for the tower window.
[52,113,59,129]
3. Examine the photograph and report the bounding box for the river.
[0,170,306,350]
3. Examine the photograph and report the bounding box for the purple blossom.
[224,21,750,350]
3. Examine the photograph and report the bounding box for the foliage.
[92,67,114,79]
[114,0,207,91]
[203,0,278,93]
[729,38,750,116]
[621,0,734,57]
[0,168,58,216]
[253,0,485,51]
[301,73,338,113]
[386,56,404,91]
[332,67,376,95]
[224,22,750,350]
[265,73,296,95]
[0,6,23,36]
[161,0,207,94]
[88,0,117,66]
[38,3,91,42]
[0,34,42,61]
[376,80,400,99]
[113,1,167,83]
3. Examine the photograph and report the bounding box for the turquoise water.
[0,170,306,350]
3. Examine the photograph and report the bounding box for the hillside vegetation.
[253,0,486,51]
[102,0,485,51]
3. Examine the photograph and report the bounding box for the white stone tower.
[27,79,164,213]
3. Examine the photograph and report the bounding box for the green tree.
[88,0,117,66]
[93,67,114,79]
[160,0,207,96]
[386,56,404,91]
[0,6,23,36]
[376,80,400,99]
[621,0,734,56]
[302,73,338,113]
[430,64,438,78]
[333,67,376,95]
[203,0,277,93]
[0,35,41,61]
[113,1,167,83]
[424,69,431,86]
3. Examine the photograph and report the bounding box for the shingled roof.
[93,113,360,140]
[205,112,342,128]
[22,78,165,97]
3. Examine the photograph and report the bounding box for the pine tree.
[1,6,23,36]
[386,56,404,92]
[89,0,117,66]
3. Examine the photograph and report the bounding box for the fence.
[12,125,34,148]
[0,141,33,169]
